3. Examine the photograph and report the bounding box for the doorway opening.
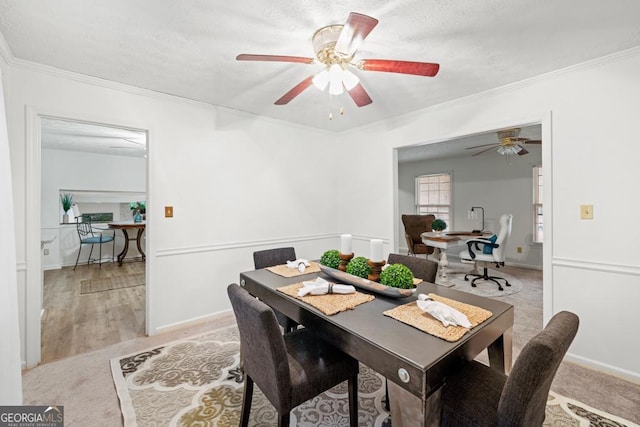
[27,112,149,366]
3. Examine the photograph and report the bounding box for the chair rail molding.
[552,257,640,276]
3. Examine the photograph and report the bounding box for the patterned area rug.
[80,273,145,294]
[111,325,639,427]
[435,262,523,297]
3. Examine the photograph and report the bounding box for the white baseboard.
[151,309,234,335]
[564,352,640,385]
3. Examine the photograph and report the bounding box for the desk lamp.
[469,206,484,233]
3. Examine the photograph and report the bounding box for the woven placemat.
[266,262,322,278]
[277,283,375,316]
[383,293,493,342]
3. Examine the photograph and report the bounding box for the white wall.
[6,63,341,369]
[335,48,640,381]
[41,148,146,268]
[398,145,543,268]
[0,60,23,404]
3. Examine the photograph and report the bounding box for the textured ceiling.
[1,0,640,133]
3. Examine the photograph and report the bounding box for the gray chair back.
[388,253,438,283]
[253,247,296,269]
[227,284,291,412]
[497,311,579,426]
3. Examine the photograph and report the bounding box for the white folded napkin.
[286,259,311,273]
[297,277,356,297]
[416,294,472,328]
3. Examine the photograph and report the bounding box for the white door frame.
[24,106,150,368]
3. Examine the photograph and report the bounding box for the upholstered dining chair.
[227,283,359,427]
[73,218,115,270]
[253,247,299,333]
[459,213,513,291]
[401,214,435,257]
[387,253,439,283]
[441,311,579,426]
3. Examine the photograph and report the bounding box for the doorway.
[24,110,149,367]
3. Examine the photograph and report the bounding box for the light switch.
[165,206,173,218]
[580,204,593,220]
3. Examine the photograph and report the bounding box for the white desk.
[421,231,490,286]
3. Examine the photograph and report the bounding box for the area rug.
[111,326,639,427]
[80,273,145,294]
[435,262,523,297]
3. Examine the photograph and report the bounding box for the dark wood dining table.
[239,267,514,426]
[108,220,146,266]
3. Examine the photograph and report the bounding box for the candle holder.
[367,259,386,282]
[338,253,354,272]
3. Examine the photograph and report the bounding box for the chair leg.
[99,241,103,268]
[464,266,510,291]
[73,244,83,271]
[348,371,359,427]
[87,244,94,266]
[240,375,253,427]
[278,413,290,427]
[384,379,390,411]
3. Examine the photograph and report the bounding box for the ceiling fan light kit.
[467,128,541,160]
[236,12,440,116]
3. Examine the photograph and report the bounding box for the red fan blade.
[274,76,314,105]
[335,13,379,56]
[472,146,498,157]
[347,83,373,107]
[358,59,440,77]
[236,54,315,64]
[517,147,529,156]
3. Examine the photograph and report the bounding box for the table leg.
[436,252,455,288]
[488,328,513,374]
[388,381,442,427]
[136,228,145,261]
[116,229,130,266]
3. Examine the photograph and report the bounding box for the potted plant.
[431,218,447,234]
[130,201,146,222]
[379,263,415,289]
[60,192,73,223]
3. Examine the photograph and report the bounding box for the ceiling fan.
[466,128,542,157]
[236,12,440,108]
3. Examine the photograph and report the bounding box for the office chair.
[227,283,359,427]
[459,214,513,291]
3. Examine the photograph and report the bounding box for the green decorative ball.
[319,249,341,269]
[346,256,372,278]
[380,264,415,289]
[432,219,447,231]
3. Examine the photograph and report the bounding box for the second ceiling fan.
[236,12,440,107]
[467,128,542,158]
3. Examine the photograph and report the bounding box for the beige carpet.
[80,274,145,294]
[434,261,523,297]
[110,325,639,427]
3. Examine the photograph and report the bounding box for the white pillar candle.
[370,239,383,262]
[340,234,352,254]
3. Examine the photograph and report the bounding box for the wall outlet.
[43,248,49,255]
[165,206,173,218]
[580,204,593,219]
[516,246,522,254]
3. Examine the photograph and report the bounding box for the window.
[533,166,543,243]
[415,173,451,224]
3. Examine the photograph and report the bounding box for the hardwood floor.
[41,261,145,364]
